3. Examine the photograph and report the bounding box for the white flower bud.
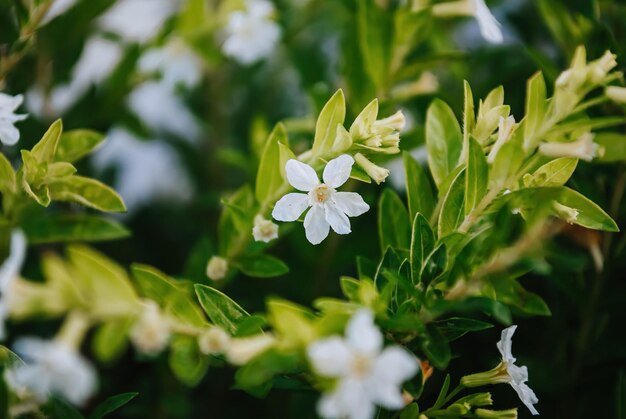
[226,334,275,365]
[538,133,598,162]
[589,50,617,82]
[606,86,626,104]
[130,301,170,355]
[373,110,406,132]
[198,327,231,355]
[206,256,228,281]
[252,215,279,243]
[553,202,579,224]
[354,153,389,184]
[487,116,516,164]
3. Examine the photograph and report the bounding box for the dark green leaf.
[232,254,289,278]
[378,188,411,253]
[23,214,129,244]
[410,213,435,284]
[195,284,249,334]
[426,99,462,188]
[404,152,435,221]
[89,392,138,419]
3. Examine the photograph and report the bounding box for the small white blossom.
[222,0,281,65]
[129,300,171,355]
[0,230,26,340]
[496,326,539,415]
[206,256,229,281]
[226,334,275,365]
[472,0,503,44]
[272,155,369,245]
[198,327,231,355]
[5,337,97,406]
[138,38,203,90]
[606,86,626,104]
[97,0,178,43]
[539,133,598,162]
[307,310,418,419]
[252,215,279,243]
[0,93,27,146]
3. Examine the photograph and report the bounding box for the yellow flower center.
[310,184,333,204]
[351,354,372,378]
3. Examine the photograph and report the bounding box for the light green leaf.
[23,214,130,244]
[255,123,288,204]
[45,162,76,180]
[48,175,126,212]
[558,187,619,232]
[523,72,547,150]
[594,132,626,163]
[378,188,411,253]
[55,129,105,163]
[465,136,488,215]
[357,0,391,90]
[439,169,466,237]
[232,254,289,278]
[195,284,249,334]
[350,99,378,138]
[490,132,524,188]
[0,153,15,193]
[92,319,132,363]
[169,335,208,386]
[311,90,346,155]
[31,119,63,163]
[463,80,475,149]
[410,213,435,284]
[426,99,462,188]
[277,142,297,180]
[403,152,435,221]
[529,157,578,186]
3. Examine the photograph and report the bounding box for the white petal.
[285,159,319,192]
[366,381,405,410]
[307,336,352,378]
[497,325,517,363]
[272,193,310,222]
[323,154,354,188]
[333,192,370,217]
[318,379,375,419]
[0,122,20,146]
[304,205,330,245]
[325,202,351,235]
[511,380,539,415]
[346,309,382,356]
[474,0,503,44]
[0,230,27,292]
[372,346,419,385]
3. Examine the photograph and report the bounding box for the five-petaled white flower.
[0,93,27,146]
[497,326,539,415]
[307,309,418,419]
[222,0,281,65]
[5,337,97,406]
[252,215,279,243]
[0,230,26,340]
[472,0,503,44]
[129,300,171,355]
[272,155,369,245]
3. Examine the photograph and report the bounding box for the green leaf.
[465,136,488,215]
[410,213,435,284]
[422,325,451,369]
[523,72,547,150]
[340,276,361,301]
[490,133,524,188]
[528,157,578,187]
[463,80,475,154]
[195,284,249,334]
[218,185,256,256]
[232,254,289,278]
[488,277,551,316]
[0,153,15,193]
[311,89,346,155]
[558,187,619,232]
[55,129,105,163]
[31,119,63,163]
[277,142,297,180]
[403,152,435,221]
[378,188,411,253]
[399,403,420,419]
[426,99,462,189]
[48,175,126,212]
[89,392,138,419]
[594,133,626,163]
[92,319,132,363]
[255,123,288,204]
[234,349,300,396]
[439,169,466,237]
[169,335,209,386]
[23,214,130,244]
[43,397,85,419]
[357,0,391,90]
[350,99,378,138]
[434,317,493,341]
[420,244,447,285]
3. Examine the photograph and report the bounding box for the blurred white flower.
[272,155,369,245]
[226,334,275,365]
[472,0,503,44]
[5,337,97,406]
[0,93,27,146]
[0,230,26,340]
[129,300,171,355]
[222,0,281,65]
[92,128,193,212]
[206,256,228,281]
[127,81,201,141]
[198,326,231,355]
[98,0,179,43]
[539,133,598,162]
[307,309,418,419]
[252,215,279,243]
[138,38,203,89]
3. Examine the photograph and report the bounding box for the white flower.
[606,86,626,104]
[487,116,516,164]
[92,128,193,212]
[354,153,390,185]
[496,326,539,415]
[0,93,27,146]
[222,0,281,65]
[0,230,26,340]
[307,310,418,419]
[272,155,370,245]
[472,0,503,44]
[97,0,179,43]
[198,327,231,355]
[5,337,97,406]
[129,300,170,355]
[206,256,229,281]
[138,38,203,90]
[539,133,598,162]
[252,215,279,243]
[226,334,275,365]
